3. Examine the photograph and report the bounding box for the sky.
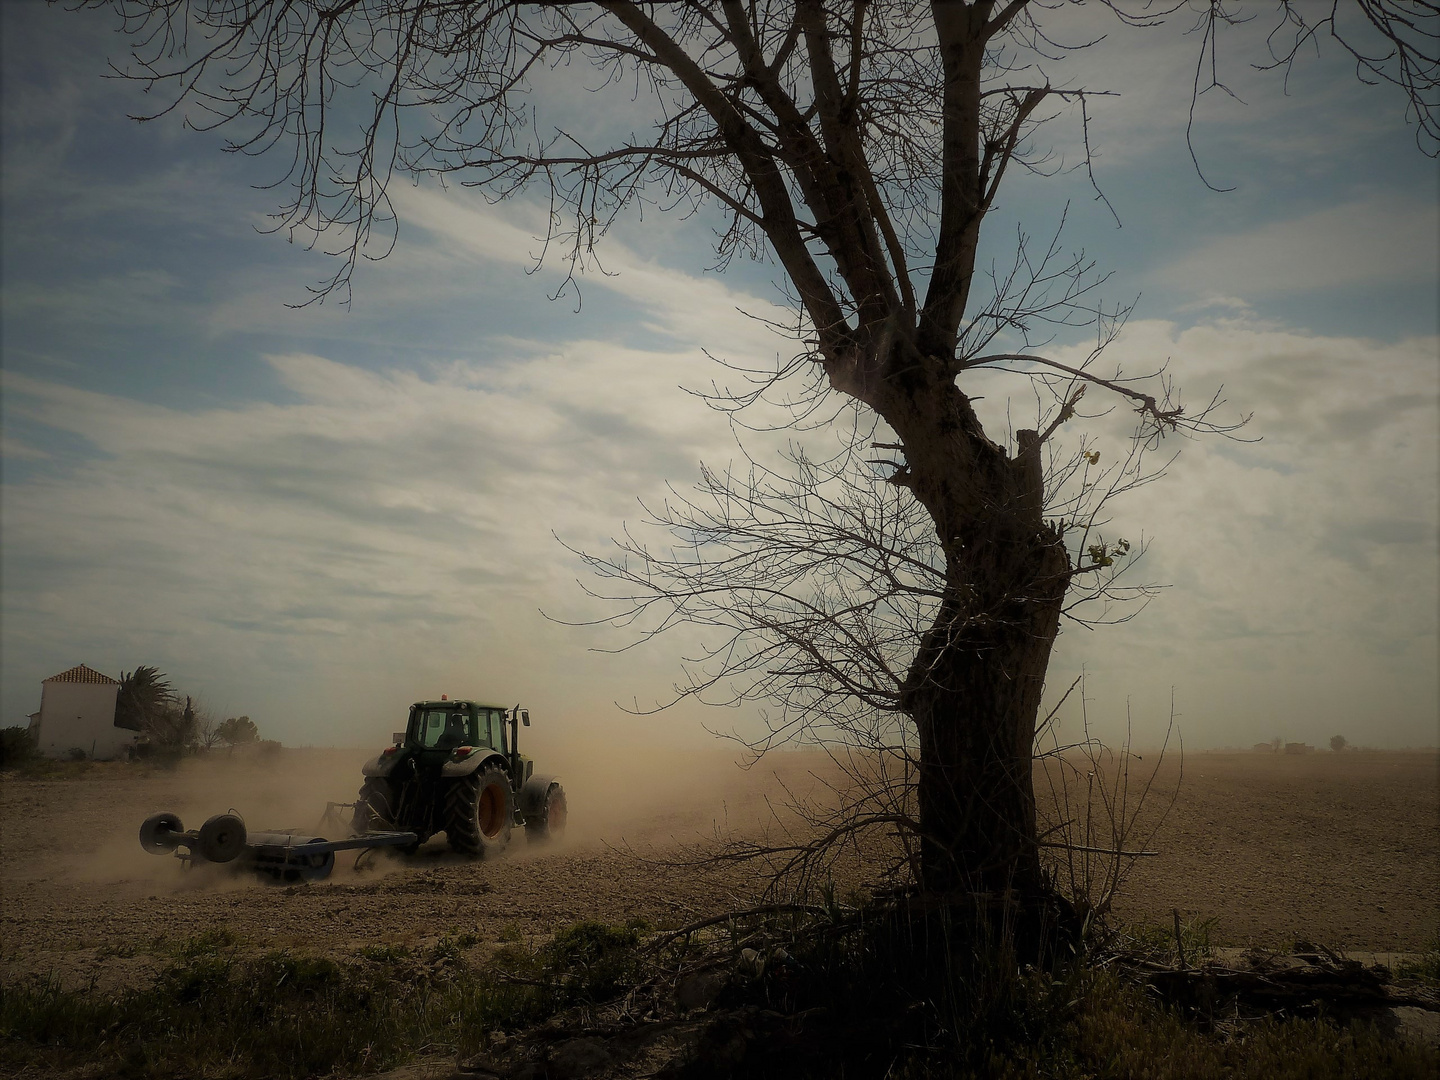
[2,2,1436,754]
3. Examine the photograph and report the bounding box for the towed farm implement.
[139,809,415,883]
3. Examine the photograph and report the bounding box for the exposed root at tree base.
[450,906,1440,1080]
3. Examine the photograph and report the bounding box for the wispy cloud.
[5,310,1434,748]
[1037,320,1438,746]
[3,3,1436,752]
[391,185,799,359]
[1154,199,1440,299]
[1,339,743,738]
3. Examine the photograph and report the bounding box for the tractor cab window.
[486,709,508,751]
[415,709,475,749]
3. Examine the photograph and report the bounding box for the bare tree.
[147,693,199,750]
[78,1,1437,904]
[569,401,1171,904]
[194,706,232,751]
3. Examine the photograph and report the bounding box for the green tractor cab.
[355,699,566,857]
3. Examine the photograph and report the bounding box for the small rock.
[1389,1006,1440,1050]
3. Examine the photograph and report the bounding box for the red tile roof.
[43,664,120,685]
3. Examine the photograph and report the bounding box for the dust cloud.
[2,739,833,895]
[23,747,378,893]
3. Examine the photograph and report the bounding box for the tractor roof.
[411,699,510,711]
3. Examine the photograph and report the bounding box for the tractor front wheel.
[525,783,568,843]
[445,765,512,857]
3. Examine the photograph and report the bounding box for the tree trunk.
[891,380,1071,900]
[904,543,1067,898]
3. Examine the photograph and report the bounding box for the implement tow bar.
[139,808,417,883]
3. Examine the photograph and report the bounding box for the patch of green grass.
[546,919,641,964]
[358,942,413,963]
[5,757,95,780]
[1119,913,1219,962]
[0,921,648,1079]
[426,935,467,967]
[174,926,238,959]
[1059,972,1437,1080]
[1394,937,1440,984]
[541,919,645,1004]
[432,930,481,958]
[2,936,480,1078]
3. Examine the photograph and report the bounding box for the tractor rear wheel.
[353,777,395,834]
[445,765,512,857]
[525,783,568,843]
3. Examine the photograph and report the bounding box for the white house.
[29,664,136,761]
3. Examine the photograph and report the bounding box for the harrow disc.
[198,813,247,863]
[139,812,184,855]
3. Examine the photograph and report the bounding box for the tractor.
[354,699,566,857]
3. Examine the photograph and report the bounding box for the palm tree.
[115,666,174,733]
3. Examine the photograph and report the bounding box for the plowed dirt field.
[1,746,1434,992]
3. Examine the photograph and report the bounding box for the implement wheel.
[198,813,246,863]
[140,812,184,854]
[444,764,512,858]
[525,783,568,843]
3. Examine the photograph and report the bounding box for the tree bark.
[891,379,1070,898]
[904,552,1067,897]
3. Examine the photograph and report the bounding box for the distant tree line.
[1,666,267,770]
[1251,735,1353,753]
[116,665,262,754]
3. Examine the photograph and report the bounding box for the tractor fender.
[361,753,399,778]
[518,774,561,819]
[440,750,507,779]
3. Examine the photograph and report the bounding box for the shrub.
[217,716,259,745]
[0,726,37,768]
[542,920,644,1004]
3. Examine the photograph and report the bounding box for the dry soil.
[1,745,1434,992]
